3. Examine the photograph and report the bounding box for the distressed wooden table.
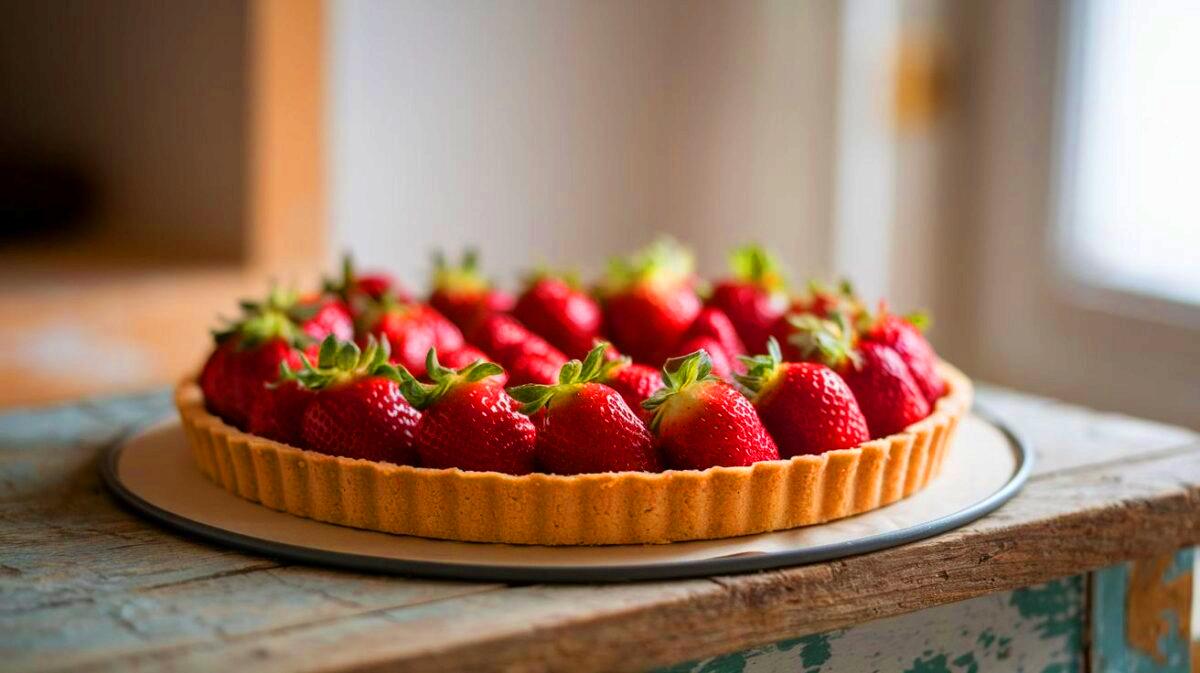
[2,386,1197,673]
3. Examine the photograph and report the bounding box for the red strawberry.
[465,313,567,386]
[643,350,779,470]
[236,287,353,343]
[601,359,663,424]
[293,336,421,464]
[199,290,315,427]
[297,296,355,343]
[361,299,464,378]
[439,345,508,386]
[859,307,945,405]
[200,337,304,428]
[510,344,660,474]
[247,379,313,447]
[683,308,746,360]
[673,335,735,379]
[792,279,861,320]
[735,338,869,457]
[600,238,701,365]
[429,250,514,331]
[707,245,789,353]
[512,272,602,359]
[789,315,930,438]
[324,254,410,316]
[397,351,536,475]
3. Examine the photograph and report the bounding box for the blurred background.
[0,0,1196,427]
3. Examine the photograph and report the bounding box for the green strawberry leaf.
[508,342,614,415]
[729,244,786,291]
[393,347,506,410]
[733,337,784,394]
[288,335,395,390]
[641,349,718,432]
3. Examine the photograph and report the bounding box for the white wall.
[330,0,840,292]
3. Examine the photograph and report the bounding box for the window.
[1057,0,1200,309]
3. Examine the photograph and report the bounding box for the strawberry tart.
[177,241,971,545]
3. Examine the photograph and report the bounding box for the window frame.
[1048,0,1200,330]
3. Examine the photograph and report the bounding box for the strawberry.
[789,315,930,438]
[296,296,355,343]
[673,307,747,377]
[510,344,660,474]
[236,287,354,343]
[429,250,514,331]
[199,290,315,427]
[792,279,862,319]
[859,306,945,405]
[465,312,567,386]
[512,272,602,359]
[397,350,536,475]
[599,238,701,365]
[735,338,869,457]
[292,336,421,464]
[438,344,509,387]
[707,245,789,353]
[324,254,410,316]
[200,337,304,428]
[247,379,312,447]
[600,359,663,424]
[673,335,736,379]
[642,350,779,470]
[360,297,464,378]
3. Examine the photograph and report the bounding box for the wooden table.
[2,386,1197,672]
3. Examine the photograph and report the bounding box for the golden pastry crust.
[176,362,972,545]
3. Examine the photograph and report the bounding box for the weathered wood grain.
[99,445,1194,673]
[2,387,1197,673]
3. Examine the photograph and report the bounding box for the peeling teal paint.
[799,633,833,669]
[904,652,952,673]
[694,651,747,673]
[652,576,1089,673]
[952,651,979,673]
[1091,547,1194,673]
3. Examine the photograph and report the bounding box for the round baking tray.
[103,407,1030,583]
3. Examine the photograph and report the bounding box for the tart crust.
[176,362,972,545]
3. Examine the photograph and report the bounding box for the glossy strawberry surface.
[673,336,735,379]
[199,337,302,429]
[414,382,537,475]
[602,362,662,424]
[300,299,355,342]
[301,376,421,464]
[536,383,659,475]
[654,380,779,470]
[604,282,700,365]
[683,308,746,363]
[708,283,784,355]
[513,276,602,359]
[839,342,930,438]
[466,313,566,386]
[863,315,945,405]
[430,287,513,332]
[751,362,869,457]
[369,304,464,378]
[247,380,313,447]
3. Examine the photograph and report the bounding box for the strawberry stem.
[509,342,614,414]
[733,337,784,394]
[641,349,718,431]
[393,347,505,410]
[729,244,785,291]
[212,285,312,349]
[786,313,860,370]
[283,335,398,390]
